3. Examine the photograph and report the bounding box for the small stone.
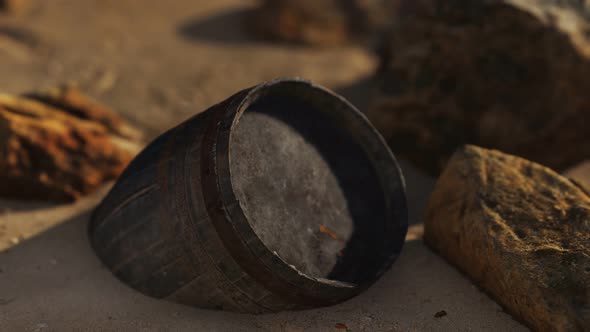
[334,323,348,330]
[34,322,48,331]
[434,310,447,318]
[363,315,374,321]
[9,237,19,245]
[425,145,590,331]
[370,0,590,175]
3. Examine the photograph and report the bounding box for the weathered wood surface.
[89,80,407,314]
[0,86,142,201]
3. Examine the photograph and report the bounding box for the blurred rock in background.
[0,0,32,15]
[0,86,143,202]
[425,145,590,331]
[369,0,590,175]
[246,0,400,46]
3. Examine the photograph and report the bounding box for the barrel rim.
[206,78,408,306]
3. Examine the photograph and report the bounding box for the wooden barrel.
[88,79,407,313]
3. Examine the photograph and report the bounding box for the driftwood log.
[0,86,142,202]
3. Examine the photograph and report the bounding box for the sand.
[0,160,526,331]
[565,160,590,189]
[0,0,528,330]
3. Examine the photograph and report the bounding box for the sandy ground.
[0,0,532,331]
[565,161,590,189]
[0,162,527,332]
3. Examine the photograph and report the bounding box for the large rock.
[0,86,142,202]
[369,0,590,175]
[246,0,399,46]
[425,145,590,331]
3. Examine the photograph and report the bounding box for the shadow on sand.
[178,8,260,45]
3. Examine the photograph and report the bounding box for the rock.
[0,86,143,202]
[246,0,399,46]
[425,145,590,331]
[369,0,590,175]
[0,0,32,14]
[434,310,447,319]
